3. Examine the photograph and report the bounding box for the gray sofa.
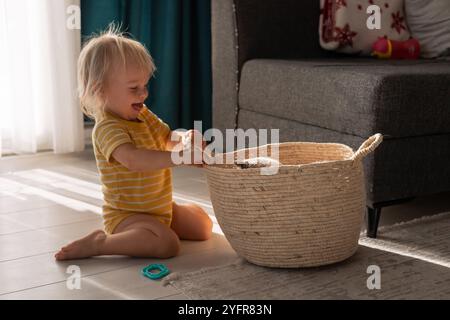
[211,0,450,237]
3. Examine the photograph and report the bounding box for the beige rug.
[163,212,450,299]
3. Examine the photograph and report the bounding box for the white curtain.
[0,0,84,157]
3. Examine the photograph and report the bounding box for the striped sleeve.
[93,119,133,162]
[143,108,171,140]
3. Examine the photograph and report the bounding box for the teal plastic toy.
[142,264,170,280]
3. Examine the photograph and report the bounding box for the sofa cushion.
[239,59,450,138]
[238,109,450,204]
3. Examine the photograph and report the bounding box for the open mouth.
[132,103,144,112]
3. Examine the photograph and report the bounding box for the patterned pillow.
[319,0,411,55]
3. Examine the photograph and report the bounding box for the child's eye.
[130,87,138,91]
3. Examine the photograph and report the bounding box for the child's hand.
[184,130,206,150]
[183,130,206,167]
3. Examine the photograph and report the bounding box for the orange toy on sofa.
[372,37,421,60]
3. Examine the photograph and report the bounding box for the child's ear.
[91,83,107,107]
[93,82,105,99]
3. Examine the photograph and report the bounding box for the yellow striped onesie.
[92,107,173,234]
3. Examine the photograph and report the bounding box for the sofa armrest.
[212,0,239,133]
[212,0,332,133]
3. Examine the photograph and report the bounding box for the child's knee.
[156,231,180,258]
[198,215,213,241]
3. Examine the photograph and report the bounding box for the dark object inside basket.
[236,157,281,169]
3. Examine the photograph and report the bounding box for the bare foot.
[55,230,106,261]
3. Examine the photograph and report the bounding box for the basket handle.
[351,134,383,162]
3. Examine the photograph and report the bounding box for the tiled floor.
[1,149,449,299]
[0,149,236,300]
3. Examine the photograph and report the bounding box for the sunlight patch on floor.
[0,168,224,235]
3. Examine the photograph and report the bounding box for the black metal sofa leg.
[367,206,382,238]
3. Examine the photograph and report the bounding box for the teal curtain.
[81,0,212,131]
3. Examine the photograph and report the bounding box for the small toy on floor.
[142,264,170,280]
[372,37,421,60]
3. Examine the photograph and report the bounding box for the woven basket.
[205,134,383,268]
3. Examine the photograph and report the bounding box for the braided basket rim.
[204,141,356,172]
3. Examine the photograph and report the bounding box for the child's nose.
[139,87,148,100]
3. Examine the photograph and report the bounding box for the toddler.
[55,28,212,260]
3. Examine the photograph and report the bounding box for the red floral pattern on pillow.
[391,11,407,34]
[319,0,411,55]
[335,24,358,47]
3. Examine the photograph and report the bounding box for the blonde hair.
[78,24,156,118]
